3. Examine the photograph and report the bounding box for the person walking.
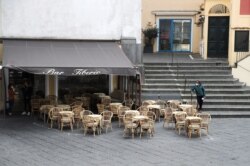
[191,80,205,111]
[21,80,33,116]
[7,83,15,116]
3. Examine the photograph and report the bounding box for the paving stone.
[1,116,250,166]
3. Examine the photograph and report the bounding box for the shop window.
[234,31,249,52]
[159,19,191,52]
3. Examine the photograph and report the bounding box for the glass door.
[159,19,191,52]
[159,19,171,51]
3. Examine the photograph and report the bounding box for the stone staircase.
[141,59,250,117]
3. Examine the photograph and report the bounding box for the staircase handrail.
[235,42,250,67]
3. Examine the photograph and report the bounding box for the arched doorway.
[207,4,230,58]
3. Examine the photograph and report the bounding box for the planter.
[143,45,153,53]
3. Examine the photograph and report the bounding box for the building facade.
[142,0,250,67]
[0,0,141,112]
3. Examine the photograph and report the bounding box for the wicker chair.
[82,115,100,136]
[101,96,111,110]
[197,112,211,135]
[124,99,134,109]
[48,107,63,129]
[163,107,174,128]
[109,104,121,119]
[72,106,84,128]
[180,107,197,117]
[60,112,74,131]
[40,105,54,123]
[155,100,166,116]
[142,100,156,107]
[31,99,41,116]
[140,118,155,138]
[123,112,139,139]
[118,106,130,127]
[187,118,202,138]
[97,103,105,114]
[100,111,113,133]
[174,112,187,135]
[80,110,93,119]
[70,101,83,110]
[81,97,91,110]
[146,111,156,122]
[146,111,156,133]
[168,100,181,111]
[137,106,149,116]
[46,95,58,105]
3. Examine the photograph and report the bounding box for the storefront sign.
[42,68,101,76]
[43,69,64,75]
[72,69,101,75]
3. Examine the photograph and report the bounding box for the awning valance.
[2,40,137,76]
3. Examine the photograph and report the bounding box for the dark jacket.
[191,84,205,97]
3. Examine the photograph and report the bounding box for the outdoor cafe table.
[178,104,193,112]
[172,111,187,123]
[59,111,74,121]
[87,114,103,129]
[125,110,140,116]
[110,102,123,106]
[133,115,148,121]
[57,104,71,111]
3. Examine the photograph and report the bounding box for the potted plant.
[142,25,158,53]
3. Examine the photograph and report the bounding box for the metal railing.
[235,42,250,68]
[174,59,188,102]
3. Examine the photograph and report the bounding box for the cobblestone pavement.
[0,116,250,166]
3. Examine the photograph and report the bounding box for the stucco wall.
[1,0,141,43]
[232,56,250,86]
[142,0,203,53]
[228,0,250,66]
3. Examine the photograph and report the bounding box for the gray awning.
[2,40,137,76]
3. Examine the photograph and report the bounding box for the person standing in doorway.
[21,80,33,116]
[7,83,15,116]
[191,80,206,111]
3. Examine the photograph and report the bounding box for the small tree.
[142,26,158,46]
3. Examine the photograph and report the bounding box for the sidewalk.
[1,116,250,166]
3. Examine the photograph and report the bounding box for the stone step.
[186,99,250,105]
[142,88,250,94]
[181,94,250,100]
[144,62,229,66]
[145,78,239,84]
[145,70,231,74]
[204,111,250,118]
[144,65,231,70]
[142,58,250,117]
[202,105,250,111]
[142,83,245,89]
[145,74,234,79]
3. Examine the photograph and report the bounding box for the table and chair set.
[35,96,211,139]
[162,100,212,138]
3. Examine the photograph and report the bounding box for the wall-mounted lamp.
[195,15,205,26]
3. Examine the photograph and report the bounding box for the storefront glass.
[58,75,109,101]
[159,19,191,52]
